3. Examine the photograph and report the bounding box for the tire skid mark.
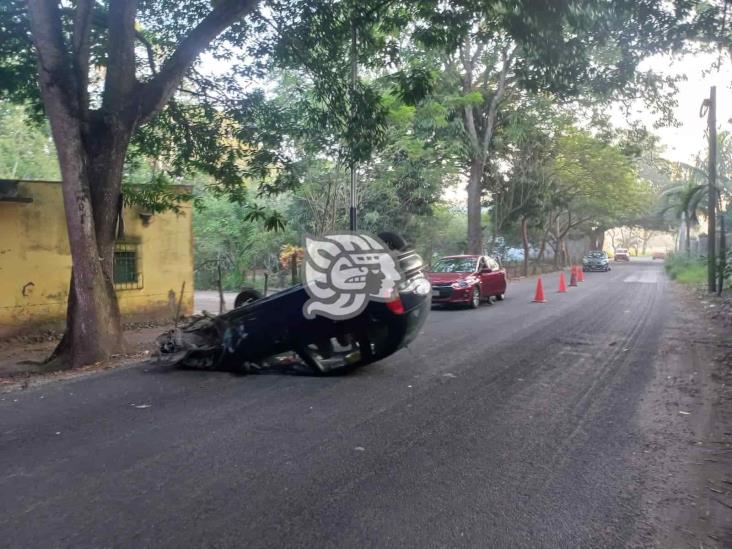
[530,283,658,492]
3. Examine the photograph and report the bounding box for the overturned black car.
[156,234,431,374]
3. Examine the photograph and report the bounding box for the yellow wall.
[0,181,193,338]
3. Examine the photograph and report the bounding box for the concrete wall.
[0,180,193,338]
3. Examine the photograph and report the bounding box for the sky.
[440,50,732,206]
[616,50,732,164]
[201,42,732,207]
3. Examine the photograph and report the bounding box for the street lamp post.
[349,22,358,232]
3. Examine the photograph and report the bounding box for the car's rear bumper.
[583,265,610,271]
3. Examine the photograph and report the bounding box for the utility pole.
[703,86,717,293]
[349,21,358,231]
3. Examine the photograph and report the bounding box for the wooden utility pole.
[708,86,717,293]
[704,86,718,293]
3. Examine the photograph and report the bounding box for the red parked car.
[427,255,507,308]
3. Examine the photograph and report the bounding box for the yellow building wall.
[0,180,193,338]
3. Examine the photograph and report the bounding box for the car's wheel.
[469,287,480,309]
[377,231,408,251]
[234,287,262,308]
[495,292,505,301]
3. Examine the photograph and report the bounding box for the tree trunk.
[685,213,691,256]
[521,216,529,277]
[26,0,260,369]
[561,240,569,267]
[36,103,126,368]
[217,262,225,314]
[553,236,566,268]
[589,227,604,251]
[48,122,132,367]
[467,158,484,255]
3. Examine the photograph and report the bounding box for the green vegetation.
[2,0,731,364]
[664,254,707,285]
[0,105,59,180]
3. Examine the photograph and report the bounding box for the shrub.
[664,253,706,284]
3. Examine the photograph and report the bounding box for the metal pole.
[719,201,726,295]
[349,21,358,231]
[708,86,717,293]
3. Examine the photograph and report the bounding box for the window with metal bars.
[113,242,143,290]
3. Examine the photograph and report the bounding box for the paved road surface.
[1,260,671,547]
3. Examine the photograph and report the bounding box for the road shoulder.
[632,284,732,547]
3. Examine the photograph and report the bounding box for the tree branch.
[137,0,260,125]
[102,0,138,112]
[136,30,157,75]
[72,0,93,117]
[27,0,74,105]
[479,44,514,160]
[459,36,480,156]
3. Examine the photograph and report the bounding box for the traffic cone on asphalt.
[557,271,567,293]
[577,266,585,282]
[569,266,578,287]
[533,277,547,303]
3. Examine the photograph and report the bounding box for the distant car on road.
[582,251,611,272]
[614,248,630,262]
[427,255,507,308]
[652,250,666,260]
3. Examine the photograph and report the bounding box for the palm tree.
[662,180,707,255]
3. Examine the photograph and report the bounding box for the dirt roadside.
[0,291,239,392]
[632,284,732,548]
[0,323,167,392]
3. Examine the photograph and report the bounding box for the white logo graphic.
[303,233,404,320]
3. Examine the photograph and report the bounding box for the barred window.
[114,242,143,289]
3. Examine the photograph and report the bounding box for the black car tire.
[469,287,480,309]
[377,231,408,251]
[234,287,263,308]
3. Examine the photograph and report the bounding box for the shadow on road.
[146,356,369,378]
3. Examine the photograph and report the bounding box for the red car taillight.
[386,296,405,315]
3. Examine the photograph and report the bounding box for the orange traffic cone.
[577,265,585,282]
[569,266,578,287]
[557,271,567,293]
[533,276,547,303]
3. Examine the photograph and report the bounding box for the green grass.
[664,254,707,284]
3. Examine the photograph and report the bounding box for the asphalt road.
[1,260,671,548]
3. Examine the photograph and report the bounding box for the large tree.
[1,0,271,367]
[413,0,686,254]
